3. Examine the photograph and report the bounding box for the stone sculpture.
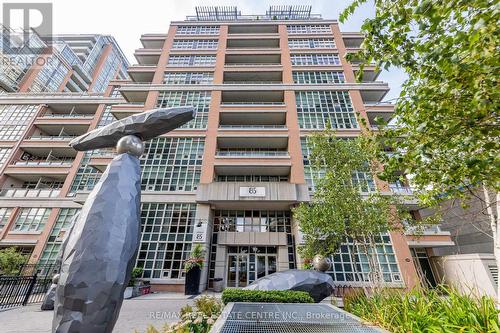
[245,269,335,303]
[312,254,331,272]
[52,107,195,333]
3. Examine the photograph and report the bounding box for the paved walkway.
[0,292,218,333]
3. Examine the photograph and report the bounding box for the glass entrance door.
[256,255,277,279]
[227,254,248,287]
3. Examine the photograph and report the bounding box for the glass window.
[163,72,213,85]
[167,55,216,67]
[140,137,204,192]
[293,71,345,84]
[290,54,340,66]
[12,207,51,232]
[176,26,220,35]
[156,91,211,129]
[287,25,331,34]
[136,203,196,279]
[288,39,335,49]
[38,208,80,265]
[0,105,38,140]
[0,208,13,229]
[172,39,218,50]
[295,91,358,129]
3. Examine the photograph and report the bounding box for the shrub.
[221,289,314,304]
[344,286,500,333]
[0,247,27,275]
[140,296,223,333]
[128,267,143,286]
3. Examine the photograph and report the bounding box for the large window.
[295,91,358,129]
[167,55,216,67]
[215,175,289,182]
[213,210,292,233]
[141,137,204,192]
[30,55,69,92]
[172,39,218,50]
[156,91,211,129]
[290,54,340,66]
[287,25,331,34]
[0,148,12,168]
[293,71,345,84]
[301,137,375,192]
[0,208,13,229]
[38,208,80,265]
[177,26,220,35]
[136,203,196,279]
[163,72,213,85]
[327,235,402,283]
[288,39,335,49]
[12,207,51,232]
[0,105,38,140]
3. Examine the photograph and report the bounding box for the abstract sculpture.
[245,269,335,303]
[52,107,195,333]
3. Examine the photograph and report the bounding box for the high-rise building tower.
[0,6,454,293]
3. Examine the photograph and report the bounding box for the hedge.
[221,289,314,304]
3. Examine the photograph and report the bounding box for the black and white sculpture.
[52,107,195,333]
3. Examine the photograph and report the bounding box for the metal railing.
[221,102,285,105]
[186,14,323,21]
[219,125,286,129]
[40,114,93,119]
[0,188,61,198]
[223,81,283,84]
[12,160,73,167]
[224,63,281,67]
[0,263,56,310]
[216,150,289,157]
[26,135,77,140]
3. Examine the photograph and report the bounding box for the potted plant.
[124,267,143,299]
[184,244,204,295]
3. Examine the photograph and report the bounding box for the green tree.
[341,0,499,301]
[0,247,27,275]
[293,130,414,286]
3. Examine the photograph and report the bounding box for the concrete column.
[278,245,289,271]
[193,203,212,292]
[215,244,227,287]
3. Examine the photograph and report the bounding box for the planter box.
[185,266,201,295]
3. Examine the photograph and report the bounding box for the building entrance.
[226,246,277,287]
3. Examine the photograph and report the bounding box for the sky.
[1,0,406,101]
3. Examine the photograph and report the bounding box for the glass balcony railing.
[0,188,61,198]
[26,135,77,140]
[221,101,285,105]
[224,63,281,66]
[223,81,283,84]
[40,114,93,119]
[389,183,413,194]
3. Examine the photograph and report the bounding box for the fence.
[0,263,56,310]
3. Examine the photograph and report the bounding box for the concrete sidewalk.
[0,292,219,333]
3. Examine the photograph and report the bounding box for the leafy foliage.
[143,296,222,333]
[221,289,314,304]
[184,244,205,272]
[128,267,143,286]
[0,247,27,275]
[341,0,499,205]
[292,130,414,265]
[344,286,500,332]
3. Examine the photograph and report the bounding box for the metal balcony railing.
[26,135,77,140]
[216,150,289,157]
[221,101,285,105]
[0,188,61,198]
[40,114,93,119]
[223,81,283,84]
[12,160,73,167]
[219,125,286,129]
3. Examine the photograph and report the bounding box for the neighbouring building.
[0,6,459,293]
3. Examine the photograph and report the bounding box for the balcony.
[216,149,289,157]
[225,54,281,67]
[223,71,282,84]
[404,223,454,248]
[140,34,166,49]
[219,125,287,130]
[365,103,395,125]
[228,25,278,34]
[33,119,91,137]
[110,103,144,120]
[3,159,73,181]
[20,136,77,157]
[127,65,156,83]
[226,38,280,50]
[342,32,364,48]
[221,91,284,106]
[134,48,161,65]
[219,109,286,127]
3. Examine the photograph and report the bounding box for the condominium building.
[0,6,456,293]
